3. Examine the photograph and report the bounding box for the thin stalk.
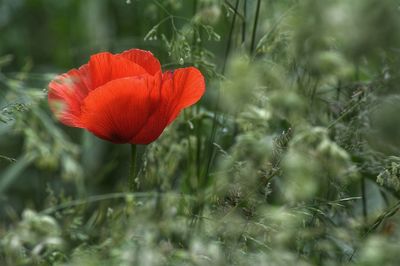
[242,0,247,44]
[129,144,137,192]
[222,0,240,74]
[41,192,156,215]
[250,0,261,54]
[196,117,202,184]
[193,0,198,16]
[349,200,400,262]
[183,110,195,191]
[361,177,367,223]
[204,0,240,185]
[195,0,241,223]
[40,192,198,215]
[224,0,245,21]
[192,0,202,186]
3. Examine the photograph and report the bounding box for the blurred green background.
[0,0,223,212]
[2,0,400,265]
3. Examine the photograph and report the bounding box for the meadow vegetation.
[1,0,400,265]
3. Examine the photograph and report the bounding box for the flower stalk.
[250,0,261,54]
[129,144,137,192]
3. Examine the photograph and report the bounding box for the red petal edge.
[166,67,206,125]
[119,49,162,76]
[131,67,206,144]
[89,52,149,89]
[48,64,91,127]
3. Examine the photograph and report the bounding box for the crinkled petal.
[130,72,170,144]
[48,64,92,127]
[132,68,205,144]
[119,49,161,76]
[79,76,159,143]
[165,67,205,125]
[89,52,148,89]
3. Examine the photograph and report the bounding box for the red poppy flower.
[48,49,205,144]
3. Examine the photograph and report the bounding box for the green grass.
[1,0,400,265]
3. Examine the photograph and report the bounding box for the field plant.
[1,0,400,265]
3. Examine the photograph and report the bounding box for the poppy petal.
[48,64,91,127]
[119,49,161,76]
[132,68,205,144]
[131,73,170,144]
[165,67,205,125]
[89,52,148,89]
[79,76,158,143]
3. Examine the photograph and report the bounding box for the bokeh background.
[2,0,400,265]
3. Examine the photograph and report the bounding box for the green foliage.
[2,0,400,265]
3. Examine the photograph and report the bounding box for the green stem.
[242,0,247,44]
[250,0,261,54]
[361,177,367,223]
[222,0,240,74]
[129,144,137,192]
